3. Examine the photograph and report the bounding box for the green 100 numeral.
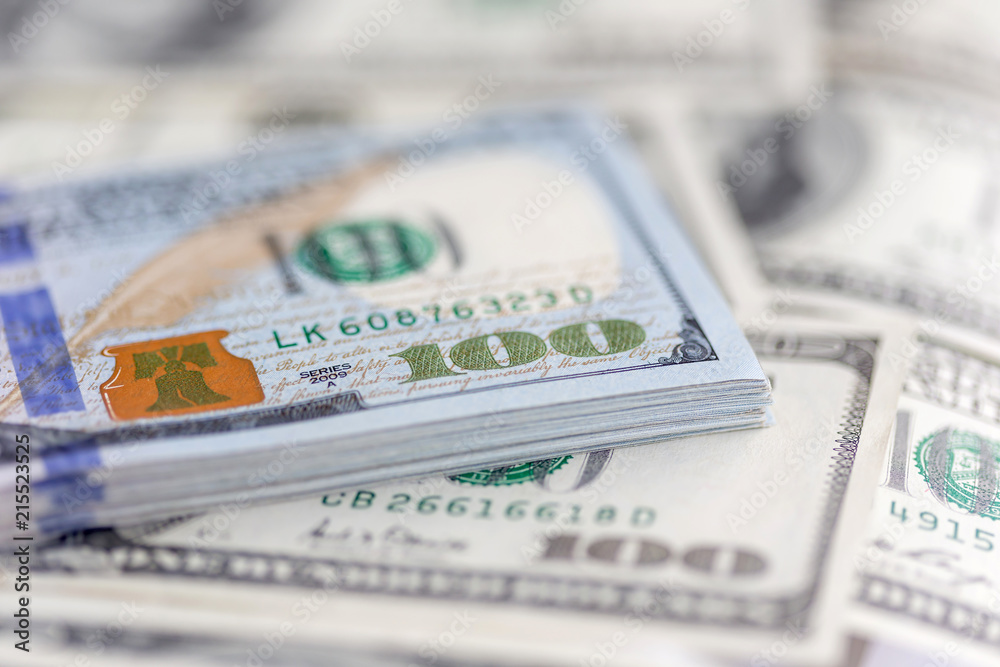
[390,319,645,383]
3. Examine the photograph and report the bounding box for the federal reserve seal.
[449,456,572,486]
[915,428,1000,520]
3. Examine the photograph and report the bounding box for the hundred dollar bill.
[7,320,900,665]
[0,616,730,667]
[691,74,1000,337]
[0,110,770,537]
[667,72,1000,663]
[0,0,817,94]
[851,332,1000,665]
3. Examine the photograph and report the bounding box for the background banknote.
[671,24,1000,661]
[8,1,1000,666]
[2,318,900,666]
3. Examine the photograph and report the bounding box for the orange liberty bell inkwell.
[99,330,264,421]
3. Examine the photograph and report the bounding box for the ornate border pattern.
[38,333,877,631]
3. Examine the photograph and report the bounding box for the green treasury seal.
[450,456,573,486]
[915,428,1000,520]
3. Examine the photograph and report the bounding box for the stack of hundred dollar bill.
[0,110,771,539]
[10,0,1000,664]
